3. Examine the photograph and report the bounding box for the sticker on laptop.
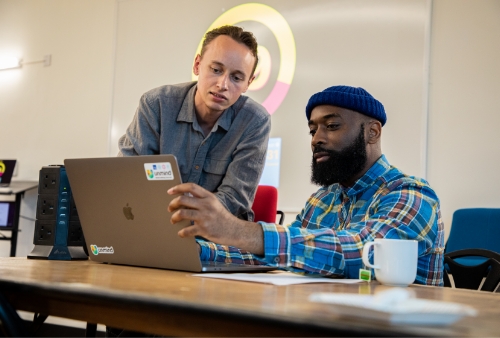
[90,244,114,255]
[144,162,174,180]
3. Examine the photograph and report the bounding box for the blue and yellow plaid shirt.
[199,155,444,286]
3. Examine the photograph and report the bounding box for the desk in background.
[0,181,38,256]
[0,257,498,337]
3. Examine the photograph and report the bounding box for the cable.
[20,215,36,222]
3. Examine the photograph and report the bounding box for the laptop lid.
[64,155,274,273]
[0,160,16,187]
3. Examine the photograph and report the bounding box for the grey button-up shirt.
[118,81,271,221]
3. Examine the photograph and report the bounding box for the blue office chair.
[445,208,500,266]
[443,248,500,292]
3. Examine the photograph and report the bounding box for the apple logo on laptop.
[123,203,134,220]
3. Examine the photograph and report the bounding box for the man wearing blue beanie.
[167,85,444,286]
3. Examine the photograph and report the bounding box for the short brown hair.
[200,25,259,78]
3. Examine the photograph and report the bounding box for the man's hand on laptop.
[168,183,264,255]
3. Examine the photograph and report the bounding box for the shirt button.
[195,165,200,170]
[274,257,280,263]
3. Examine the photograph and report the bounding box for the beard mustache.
[310,125,367,186]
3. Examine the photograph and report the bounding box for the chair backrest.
[445,208,500,254]
[252,185,278,223]
[444,248,500,292]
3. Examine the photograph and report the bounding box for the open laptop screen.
[0,202,15,229]
[0,160,17,187]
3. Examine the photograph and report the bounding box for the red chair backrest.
[252,185,278,223]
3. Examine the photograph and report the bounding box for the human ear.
[242,75,255,93]
[193,54,202,76]
[367,120,382,144]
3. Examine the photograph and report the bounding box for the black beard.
[311,125,367,186]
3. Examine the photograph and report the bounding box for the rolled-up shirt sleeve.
[198,179,444,285]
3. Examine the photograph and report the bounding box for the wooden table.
[0,257,498,337]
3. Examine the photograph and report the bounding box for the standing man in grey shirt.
[118,25,271,221]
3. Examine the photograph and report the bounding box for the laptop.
[0,160,16,187]
[64,155,275,273]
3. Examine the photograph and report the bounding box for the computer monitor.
[259,137,282,188]
[0,202,15,230]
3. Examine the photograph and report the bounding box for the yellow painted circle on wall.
[193,3,296,115]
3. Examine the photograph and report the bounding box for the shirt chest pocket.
[201,159,231,192]
[203,159,231,176]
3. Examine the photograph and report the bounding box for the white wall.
[427,0,500,234]
[0,0,116,256]
[0,0,499,257]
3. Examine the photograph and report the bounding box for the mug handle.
[362,241,380,269]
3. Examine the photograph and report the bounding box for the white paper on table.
[309,288,478,326]
[193,270,364,286]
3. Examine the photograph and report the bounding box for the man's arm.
[212,113,270,220]
[255,180,443,283]
[168,183,264,253]
[168,181,444,284]
[118,93,161,156]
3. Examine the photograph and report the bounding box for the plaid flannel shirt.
[199,155,444,286]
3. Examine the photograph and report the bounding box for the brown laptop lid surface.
[65,155,202,272]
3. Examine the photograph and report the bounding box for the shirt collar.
[177,84,233,132]
[342,155,391,197]
[177,84,197,124]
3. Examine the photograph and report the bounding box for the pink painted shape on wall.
[262,81,290,115]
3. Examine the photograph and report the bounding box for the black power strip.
[28,165,88,260]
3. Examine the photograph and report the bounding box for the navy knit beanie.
[305,85,386,126]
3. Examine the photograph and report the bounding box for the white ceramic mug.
[362,238,418,287]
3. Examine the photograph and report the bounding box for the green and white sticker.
[90,244,114,255]
[144,162,174,180]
